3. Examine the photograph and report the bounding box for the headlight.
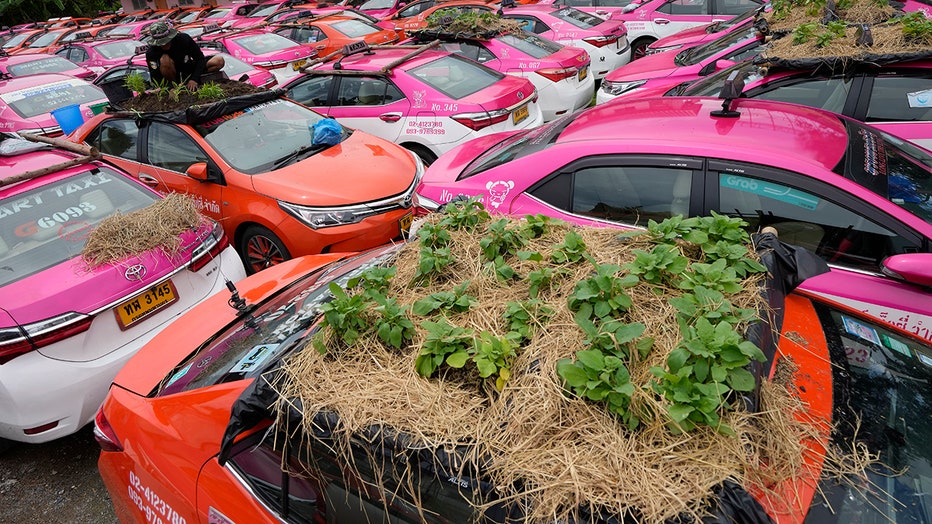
[646,43,683,55]
[279,201,375,229]
[600,79,647,96]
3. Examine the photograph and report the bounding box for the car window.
[461,114,574,179]
[532,165,694,225]
[147,123,210,173]
[507,16,547,34]
[234,33,300,54]
[658,0,711,16]
[552,7,605,28]
[347,77,402,105]
[396,0,435,18]
[806,301,932,524]
[0,167,155,286]
[714,0,759,15]
[0,78,104,119]
[865,73,932,123]
[97,67,149,85]
[287,75,333,106]
[279,26,325,43]
[749,77,853,115]
[496,32,563,59]
[716,171,920,271]
[407,54,505,100]
[330,19,381,38]
[438,40,496,63]
[97,40,141,59]
[88,119,140,160]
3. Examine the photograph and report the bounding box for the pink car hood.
[604,49,680,81]
[0,225,210,326]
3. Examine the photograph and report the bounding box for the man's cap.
[148,21,178,46]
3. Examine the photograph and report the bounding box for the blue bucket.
[50,104,85,135]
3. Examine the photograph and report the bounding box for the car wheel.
[239,225,291,274]
[404,144,437,167]
[631,38,655,61]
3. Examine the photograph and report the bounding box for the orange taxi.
[92,236,932,523]
[380,0,495,35]
[73,91,421,273]
[272,14,400,57]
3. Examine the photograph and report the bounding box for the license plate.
[512,104,529,125]
[115,281,178,330]
[291,59,307,71]
[399,212,413,238]
[578,65,588,81]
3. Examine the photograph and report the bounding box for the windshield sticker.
[918,352,932,367]
[907,88,932,108]
[230,343,277,373]
[0,172,114,222]
[720,175,819,210]
[859,128,887,178]
[842,315,881,345]
[0,78,83,103]
[880,333,913,358]
[164,363,193,389]
[485,180,514,209]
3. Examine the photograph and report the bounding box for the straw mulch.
[81,193,207,268]
[766,0,897,32]
[269,211,849,523]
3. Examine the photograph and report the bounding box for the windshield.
[97,40,143,59]
[708,7,757,32]
[359,0,395,10]
[197,98,334,173]
[331,19,380,38]
[460,113,574,180]
[176,10,201,23]
[2,32,31,49]
[681,60,760,96]
[808,301,932,523]
[8,56,78,76]
[249,3,279,17]
[0,78,104,118]
[0,166,156,286]
[155,246,399,396]
[407,54,504,100]
[497,31,563,59]
[232,32,300,54]
[204,8,233,19]
[674,25,760,66]
[218,53,254,77]
[839,120,932,225]
[553,7,607,28]
[27,30,68,48]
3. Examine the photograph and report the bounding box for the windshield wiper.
[272,143,329,169]
[673,48,692,66]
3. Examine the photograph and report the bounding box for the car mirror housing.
[881,253,932,289]
[186,162,209,181]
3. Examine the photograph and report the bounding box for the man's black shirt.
[146,32,207,85]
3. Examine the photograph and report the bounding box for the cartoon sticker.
[485,180,514,208]
[841,315,881,345]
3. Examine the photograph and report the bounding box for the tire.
[404,144,438,167]
[631,38,656,61]
[238,225,292,274]
[0,437,14,455]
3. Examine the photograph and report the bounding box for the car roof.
[313,46,451,71]
[0,144,81,184]
[0,71,79,91]
[558,97,848,172]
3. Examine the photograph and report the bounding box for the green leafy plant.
[551,230,587,265]
[678,258,744,295]
[486,255,517,281]
[197,81,225,100]
[416,221,452,249]
[557,341,641,429]
[436,196,490,232]
[624,244,688,287]
[902,11,932,44]
[473,331,517,391]
[123,72,148,94]
[632,215,709,245]
[793,22,818,45]
[412,281,476,316]
[480,218,529,260]
[503,299,554,343]
[348,266,397,295]
[526,263,568,299]
[415,319,475,377]
[702,240,767,277]
[668,285,758,329]
[568,262,639,321]
[413,245,454,284]
[168,82,188,102]
[313,282,372,352]
[520,214,561,239]
[371,294,416,349]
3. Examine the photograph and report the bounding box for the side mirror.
[186,162,209,181]
[700,59,735,76]
[882,253,932,288]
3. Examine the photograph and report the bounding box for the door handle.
[138,173,159,187]
[379,112,403,123]
[654,18,670,24]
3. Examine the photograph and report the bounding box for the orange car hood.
[250,132,416,206]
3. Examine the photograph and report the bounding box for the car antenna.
[225,279,258,329]
[710,69,746,118]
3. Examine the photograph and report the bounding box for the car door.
[285,74,336,114]
[519,155,703,225]
[705,159,932,341]
[649,0,716,41]
[328,76,410,144]
[854,69,932,151]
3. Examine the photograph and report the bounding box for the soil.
[117,79,269,113]
[0,426,118,524]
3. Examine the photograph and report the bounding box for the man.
[146,21,224,90]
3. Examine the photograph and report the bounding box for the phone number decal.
[128,470,187,524]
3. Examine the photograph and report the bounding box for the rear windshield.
[407,54,504,100]
[552,7,605,28]
[0,166,156,286]
[8,56,78,76]
[204,7,234,19]
[459,113,574,179]
[496,31,562,59]
[97,39,143,59]
[839,120,932,225]
[331,19,380,38]
[0,78,104,118]
[233,32,300,54]
[673,25,761,67]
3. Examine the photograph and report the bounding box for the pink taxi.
[416,96,932,340]
[0,52,97,81]
[499,4,631,79]
[538,0,763,59]
[0,73,105,136]
[282,42,542,164]
[54,38,147,75]
[0,134,245,450]
[196,28,317,83]
[595,21,764,103]
[644,3,762,54]
[408,29,593,122]
[199,2,263,28]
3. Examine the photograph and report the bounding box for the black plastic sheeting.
[108,89,286,126]
[218,234,830,523]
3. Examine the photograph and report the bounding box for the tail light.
[94,409,123,452]
[583,35,619,48]
[450,110,510,131]
[0,312,93,365]
[535,67,579,83]
[189,222,230,272]
[255,61,288,70]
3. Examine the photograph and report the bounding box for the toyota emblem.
[517,91,525,100]
[124,264,147,282]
